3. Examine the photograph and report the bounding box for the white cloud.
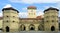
[22,7,27,10]
[21,7,27,12]
[57,3,60,17]
[0,12,3,17]
[9,0,60,4]
[19,12,28,18]
[37,12,44,16]
[18,7,28,18]
[18,10,44,18]
[3,4,12,8]
[44,6,59,10]
[37,10,44,16]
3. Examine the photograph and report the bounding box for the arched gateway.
[51,26,55,31]
[6,26,9,32]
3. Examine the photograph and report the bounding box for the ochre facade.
[2,7,19,32]
[0,6,59,32]
[19,18,44,31]
[44,7,59,31]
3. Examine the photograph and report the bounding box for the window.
[6,20,8,22]
[46,21,48,22]
[13,21,15,22]
[57,20,58,22]
[52,20,54,22]
[13,16,15,17]
[7,16,8,17]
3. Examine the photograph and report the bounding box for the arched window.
[20,24,26,31]
[51,26,55,31]
[29,24,35,31]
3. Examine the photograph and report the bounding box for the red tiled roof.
[36,16,42,19]
[27,6,36,9]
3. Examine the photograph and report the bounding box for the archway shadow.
[6,26,9,32]
[51,26,55,31]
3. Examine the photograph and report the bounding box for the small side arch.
[20,24,26,31]
[38,25,44,31]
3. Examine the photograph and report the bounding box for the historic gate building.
[0,6,59,32]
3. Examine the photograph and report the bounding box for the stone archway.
[51,26,55,31]
[6,26,9,32]
[20,24,26,31]
[38,25,44,31]
[29,24,35,31]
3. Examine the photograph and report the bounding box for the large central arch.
[51,26,55,31]
[6,26,9,32]
[29,24,35,31]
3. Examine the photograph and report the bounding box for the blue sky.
[0,0,60,18]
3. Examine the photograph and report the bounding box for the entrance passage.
[20,24,26,31]
[29,24,35,30]
[6,26,9,32]
[30,27,34,30]
[51,26,55,31]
